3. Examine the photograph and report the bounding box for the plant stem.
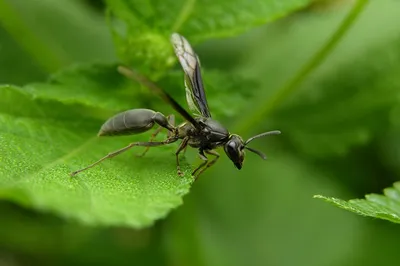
[0,0,69,73]
[233,0,369,134]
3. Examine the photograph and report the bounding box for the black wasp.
[71,33,281,180]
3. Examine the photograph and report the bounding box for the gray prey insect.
[70,33,281,180]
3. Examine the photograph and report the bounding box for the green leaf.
[0,81,193,228]
[314,182,400,224]
[105,0,313,73]
[23,63,140,114]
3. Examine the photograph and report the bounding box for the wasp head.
[224,135,245,169]
[224,131,281,170]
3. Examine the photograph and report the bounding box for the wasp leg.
[175,137,189,177]
[70,137,178,177]
[194,150,220,181]
[191,151,208,177]
[167,114,175,138]
[138,114,175,157]
[182,145,188,156]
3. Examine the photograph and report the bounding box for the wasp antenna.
[244,130,281,145]
[245,147,267,160]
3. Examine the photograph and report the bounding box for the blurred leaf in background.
[0,202,167,266]
[266,3,400,158]
[0,0,116,84]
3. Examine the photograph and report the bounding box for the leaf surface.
[0,80,192,228]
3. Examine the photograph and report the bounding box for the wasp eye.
[228,141,237,150]
[225,141,236,155]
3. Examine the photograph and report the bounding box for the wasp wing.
[171,33,212,118]
[117,66,202,130]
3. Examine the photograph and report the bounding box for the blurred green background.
[1,0,400,265]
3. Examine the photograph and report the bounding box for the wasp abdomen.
[98,108,159,136]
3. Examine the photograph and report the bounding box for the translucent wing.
[171,33,212,118]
